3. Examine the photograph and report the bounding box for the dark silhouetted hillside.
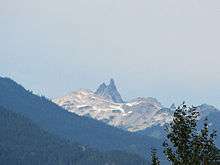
[0,77,160,161]
[0,106,147,165]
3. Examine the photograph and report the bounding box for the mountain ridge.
[54,79,220,133]
[0,106,147,165]
[0,76,160,160]
[54,80,172,132]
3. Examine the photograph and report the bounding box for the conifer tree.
[163,102,217,165]
[192,118,218,164]
[151,148,160,165]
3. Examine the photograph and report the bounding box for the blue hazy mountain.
[0,76,160,162]
[0,106,147,165]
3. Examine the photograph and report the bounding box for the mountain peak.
[95,79,124,103]
[109,78,115,86]
[95,83,107,95]
[170,103,176,110]
[108,78,117,91]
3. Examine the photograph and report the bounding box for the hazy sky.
[0,0,220,108]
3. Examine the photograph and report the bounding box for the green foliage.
[192,118,218,164]
[163,103,218,165]
[151,148,160,165]
[209,150,220,164]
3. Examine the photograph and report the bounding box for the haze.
[0,0,220,108]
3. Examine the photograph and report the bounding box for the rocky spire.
[95,79,124,103]
[95,83,107,95]
[170,103,176,111]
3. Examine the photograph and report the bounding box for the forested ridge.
[0,77,159,160]
[0,106,146,165]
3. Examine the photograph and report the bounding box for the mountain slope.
[0,77,159,159]
[54,80,220,134]
[54,86,172,132]
[0,106,146,165]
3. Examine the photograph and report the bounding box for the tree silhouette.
[163,103,218,165]
[151,148,160,165]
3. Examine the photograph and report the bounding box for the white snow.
[53,89,170,132]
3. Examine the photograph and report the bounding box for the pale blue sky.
[0,0,220,108]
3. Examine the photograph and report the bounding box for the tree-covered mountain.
[0,76,160,161]
[0,106,146,165]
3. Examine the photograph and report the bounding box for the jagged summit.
[95,79,124,103]
[109,78,116,88]
[95,83,107,95]
[54,79,170,132]
[170,103,176,111]
[53,78,220,133]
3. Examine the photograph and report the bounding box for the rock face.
[53,79,220,133]
[95,79,124,103]
[53,79,173,132]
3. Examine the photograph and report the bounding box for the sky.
[0,0,220,108]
